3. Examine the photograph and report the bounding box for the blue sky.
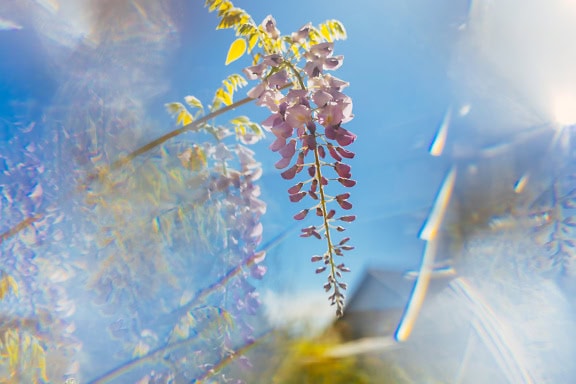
[2,0,574,327]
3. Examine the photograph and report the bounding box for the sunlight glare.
[552,92,576,126]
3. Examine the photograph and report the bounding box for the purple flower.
[270,137,286,152]
[339,237,351,245]
[247,83,266,99]
[243,63,267,80]
[292,23,312,43]
[325,125,356,147]
[327,144,342,161]
[336,146,355,159]
[282,165,300,180]
[317,104,344,127]
[317,145,325,158]
[256,89,283,112]
[323,56,344,70]
[309,42,334,57]
[334,162,352,179]
[262,15,280,39]
[338,200,353,210]
[288,182,303,194]
[268,69,290,88]
[263,54,283,66]
[289,191,306,202]
[312,90,333,107]
[301,226,321,239]
[296,152,305,168]
[286,89,311,107]
[294,209,309,220]
[272,121,293,139]
[301,134,317,150]
[285,104,312,129]
[279,140,297,159]
[338,178,356,187]
[275,156,291,169]
[303,43,344,77]
[311,255,323,262]
[339,215,356,222]
[214,143,233,161]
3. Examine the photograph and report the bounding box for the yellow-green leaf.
[230,116,250,125]
[248,33,259,52]
[177,110,193,126]
[165,102,183,115]
[225,38,246,65]
[184,95,203,110]
[320,23,332,42]
[215,88,233,106]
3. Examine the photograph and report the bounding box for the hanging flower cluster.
[240,17,356,317]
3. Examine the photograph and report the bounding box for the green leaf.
[225,38,247,65]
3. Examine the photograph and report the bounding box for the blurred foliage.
[231,327,415,384]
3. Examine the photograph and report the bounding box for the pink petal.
[271,121,294,139]
[336,193,351,201]
[336,128,356,146]
[327,144,342,161]
[289,191,306,202]
[275,156,292,169]
[313,90,332,107]
[269,137,286,152]
[310,179,318,193]
[338,178,356,187]
[339,237,351,245]
[336,146,355,159]
[308,166,316,177]
[293,209,309,220]
[334,163,352,179]
[279,140,296,158]
[282,165,299,180]
[288,182,303,194]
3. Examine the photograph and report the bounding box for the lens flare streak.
[419,166,457,241]
[429,106,451,157]
[395,166,457,342]
[450,277,537,384]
